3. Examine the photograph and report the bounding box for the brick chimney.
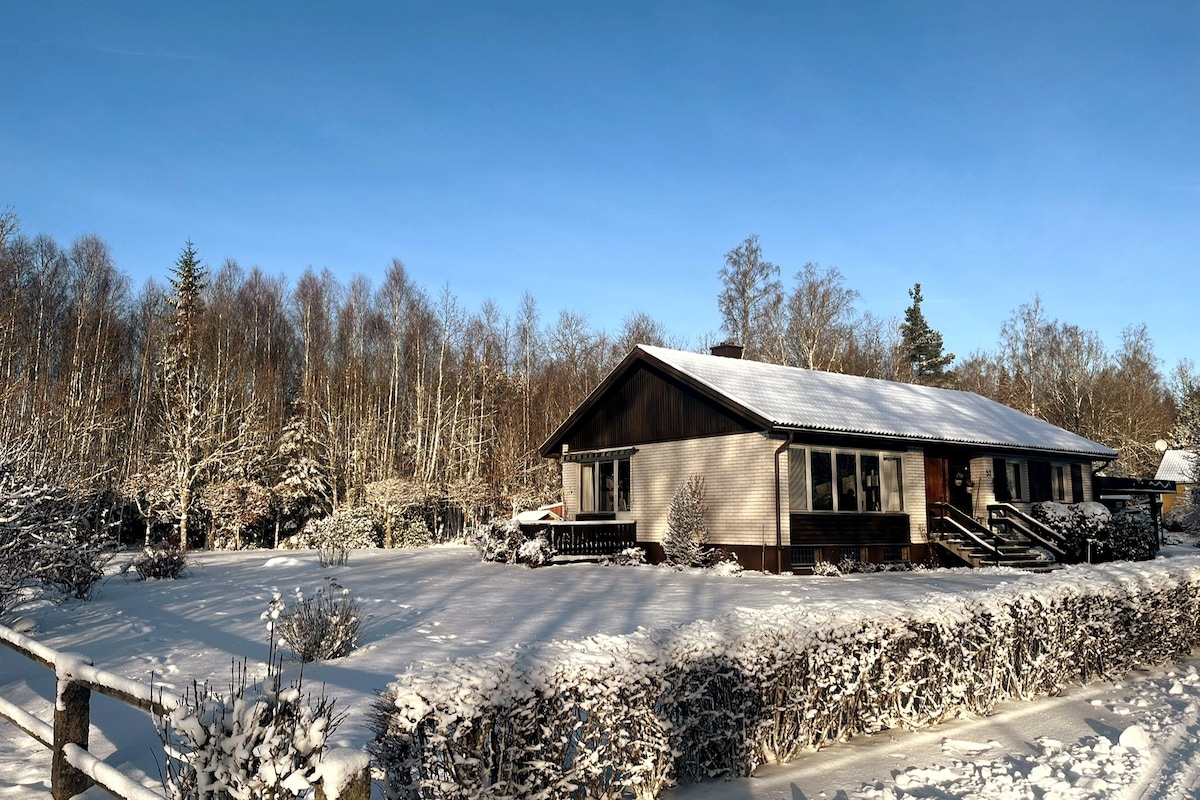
[710,342,744,359]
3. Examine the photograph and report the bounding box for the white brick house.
[539,345,1118,572]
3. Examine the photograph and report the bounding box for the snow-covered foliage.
[662,473,708,567]
[710,552,743,576]
[1108,507,1158,561]
[286,509,381,550]
[1032,501,1127,562]
[131,546,189,580]
[318,544,350,567]
[277,580,363,663]
[371,559,1200,799]
[601,546,647,567]
[811,560,841,577]
[160,665,341,800]
[0,461,113,615]
[1167,487,1200,533]
[389,514,433,549]
[515,535,555,568]
[467,518,526,564]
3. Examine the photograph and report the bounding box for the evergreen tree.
[662,473,708,567]
[273,405,332,545]
[899,283,955,386]
[1170,362,1200,451]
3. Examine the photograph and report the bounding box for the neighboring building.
[539,344,1118,572]
[1155,449,1197,514]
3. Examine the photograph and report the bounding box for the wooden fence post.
[52,675,92,799]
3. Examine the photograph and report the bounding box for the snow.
[635,345,1118,457]
[2,544,1200,798]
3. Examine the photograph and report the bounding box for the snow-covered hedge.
[286,509,382,550]
[468,519,554,567]
[370,558,1200,799]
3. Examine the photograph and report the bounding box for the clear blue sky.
[3,1,1197,370]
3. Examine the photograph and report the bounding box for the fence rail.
[520,520,639,556]
[1,623,369,800]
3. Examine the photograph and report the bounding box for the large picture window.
[788,446,904,513]
[579,455,631,514]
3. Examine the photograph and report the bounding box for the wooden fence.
[0,623,369,800]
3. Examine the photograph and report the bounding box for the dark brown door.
[948,459,974,515]
[925,456,949,507]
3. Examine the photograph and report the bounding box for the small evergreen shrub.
[1108,507,1158,561]
[663,473,709,567]
[393,514,434,549]
[277,580,363,662]
[132,546,189,580]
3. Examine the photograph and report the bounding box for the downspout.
[773,433,794,575]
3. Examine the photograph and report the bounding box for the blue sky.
[3,1,1197,370]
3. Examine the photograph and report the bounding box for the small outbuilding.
[1155,449,1197,515]
[539,344,1118,572]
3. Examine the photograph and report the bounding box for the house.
[1155,449,1197,515]
[538,344,1118,572]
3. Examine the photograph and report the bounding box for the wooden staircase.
[928,502,1058,572]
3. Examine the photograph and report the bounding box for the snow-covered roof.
[639,345,1118,459]
[1155,450,1197,483]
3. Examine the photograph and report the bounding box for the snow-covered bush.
[811,560,841,577]
[0,462,114,615]
[391,514,433,549]
[277,580,363,663]
[602,547,647,566]
[286,508,381,550]
[1167,488,1200,533]
[1033,501,1112,562]
[160,664,341,800]
[1108,507,1158,561]
[662,473,708,567]
[468,518,526,564]
[371,559,1200,799]
[711,552,743,576]
[132,546,189,580]
[515,535,555,568]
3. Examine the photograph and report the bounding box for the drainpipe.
[773,433,794,575]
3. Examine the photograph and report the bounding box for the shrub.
[811,560,841,577]
[469,518,527,564]
[711,552,743,576]
[160,663,340,799]
[602,547,647,567]
[39,529,114,600]
[663,473,708,567]
[277,580,363,663]
[1108,507,1158,561]
[286,508,381,550]
[1033,501,1112,562]
[318,544,350,568]
[392,514,433,549]
[516,535,555,568]
[132,547,189,580]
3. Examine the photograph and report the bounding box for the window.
[791,546,816,566]
[882,456,904,512]
[578,455,631,514]
[1006,461,1023,501]
[788,446,905,513]
[1052,465,1066,502]
[788,447,808,512]
[883,545,907,563]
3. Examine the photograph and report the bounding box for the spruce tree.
[662,473,708,567]
[899,283,955,386]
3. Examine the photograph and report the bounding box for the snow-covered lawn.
[2,544,1200,798]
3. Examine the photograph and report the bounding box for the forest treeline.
[0,213,1192,547]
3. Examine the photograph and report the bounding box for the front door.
[926,455,975,517]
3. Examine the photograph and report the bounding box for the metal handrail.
[988,503,1068,558]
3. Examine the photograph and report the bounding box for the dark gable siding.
[564,362,757,451]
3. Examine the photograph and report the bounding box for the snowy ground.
[3,544,1200,798]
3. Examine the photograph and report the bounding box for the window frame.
[788,445,906,514]
[574,452,633,515]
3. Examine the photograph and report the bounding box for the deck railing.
[519,520,638,556]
